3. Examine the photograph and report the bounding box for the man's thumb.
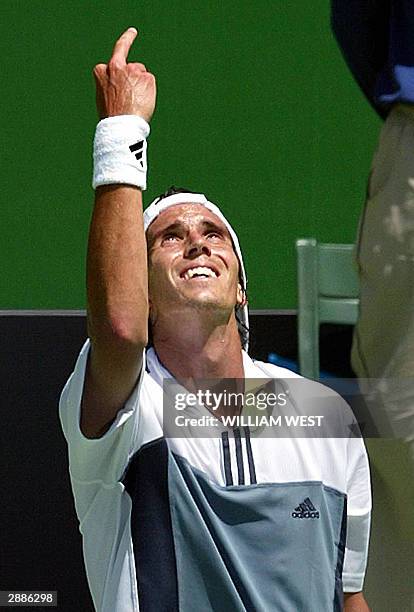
[93,63,107,82]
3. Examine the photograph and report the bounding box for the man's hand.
[93,27,156,122]
[344,591,370,611]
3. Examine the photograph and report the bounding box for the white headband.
[144,192,249,350]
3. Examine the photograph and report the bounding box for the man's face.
[147,203,244,323]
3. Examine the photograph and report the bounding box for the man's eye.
[206,232,222,240]
[162,234,180,243]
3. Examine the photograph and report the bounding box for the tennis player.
[59,28,371,611]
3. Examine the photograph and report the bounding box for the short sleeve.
[343,435,372,592]
[59,338,146,485]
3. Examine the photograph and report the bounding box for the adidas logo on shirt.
[291,497,320,519]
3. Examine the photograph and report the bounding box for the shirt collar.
[146,346,270,387]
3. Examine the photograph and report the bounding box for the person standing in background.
[332,6,414,609]
[331,0,414,467]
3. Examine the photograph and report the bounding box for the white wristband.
[92,115,150,190]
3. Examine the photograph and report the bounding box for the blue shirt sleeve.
[331,0,391,119]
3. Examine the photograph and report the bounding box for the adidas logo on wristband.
[129,140,146,170]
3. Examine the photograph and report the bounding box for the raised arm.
[80,28,156,438]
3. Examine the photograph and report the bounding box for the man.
[331,0,414,463]
[59,28,371,611]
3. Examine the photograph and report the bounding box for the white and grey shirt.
[59,341,371,612]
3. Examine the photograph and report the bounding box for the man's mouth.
[180,266,219,280]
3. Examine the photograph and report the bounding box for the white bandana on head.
[144,192,249,350]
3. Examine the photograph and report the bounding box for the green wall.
[1,1,381,309]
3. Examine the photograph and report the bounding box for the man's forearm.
[86,184,148,345]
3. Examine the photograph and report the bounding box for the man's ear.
[236,284,247,307]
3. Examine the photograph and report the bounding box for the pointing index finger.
[111,27,138,64]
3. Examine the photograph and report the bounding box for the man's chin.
[177,289,229,311]
[183,296,224,310]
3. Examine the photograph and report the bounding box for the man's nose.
[184,234,211,258]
